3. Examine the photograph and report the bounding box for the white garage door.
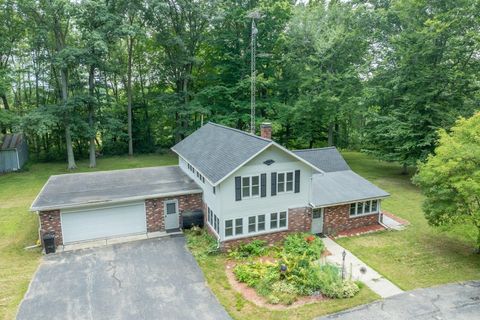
[61,202,147,244]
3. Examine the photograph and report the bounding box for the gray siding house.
[0,133,28,173]
[31,122,389,251]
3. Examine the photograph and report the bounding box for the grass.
[0,153,177,320]
[337,152,480,290]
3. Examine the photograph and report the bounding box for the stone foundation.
[145,193,203,232]
[323,204,380,236]
[221,206,312,251]
[38,210,63,247]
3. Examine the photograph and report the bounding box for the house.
[31,122,389,251]
[0,133,28,173]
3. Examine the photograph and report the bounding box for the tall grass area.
[338,152,480,290]
[0,154,177,320]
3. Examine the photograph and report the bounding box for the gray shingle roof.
[171,122,271,184]
[30,166,201,211]
[310,171,389,207]
[292,147,350,172]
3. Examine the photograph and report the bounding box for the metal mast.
[249,12,260,134]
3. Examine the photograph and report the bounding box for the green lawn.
[337,152,480,290]
[1,151,479,319]
[0,154,177,320]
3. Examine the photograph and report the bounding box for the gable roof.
[310,170,389,207]
[171,122,323,185]
[292,147,350,172]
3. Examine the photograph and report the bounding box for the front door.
[311,208,324,234]
[164,200,180,230]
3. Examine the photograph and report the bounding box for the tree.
[364,0,480,170]
[413,112,480,252]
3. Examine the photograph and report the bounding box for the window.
[215,216,220,233]
[248,216,256,233]
[257,214,265,231]
[225,220,233,237]
[242,177,250,197]
[270,212,278,229]
[350,200,380,216]
[166,202,177,215]
[214,214,218,231]
[277,171,294,193]
[350,203,356,216]
[235,218,243,235]
[241,175,260,198]
[279,211,287,228]
[207,207,212,224]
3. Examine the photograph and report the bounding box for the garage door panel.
[61,203,146,244]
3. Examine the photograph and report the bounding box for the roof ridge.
[292,146,337,152]
[206,122,272,143]
[49,165,180,178]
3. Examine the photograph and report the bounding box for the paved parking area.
[317,281,480,320]
[17,236,231,320]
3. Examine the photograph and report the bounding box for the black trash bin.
[182,209,204,229]
[43,233,56,254]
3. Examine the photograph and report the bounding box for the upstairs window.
[241,175,260,198]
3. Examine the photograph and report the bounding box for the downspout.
[377,200,389,229]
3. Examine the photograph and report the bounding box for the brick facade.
[145,193,203,232]
[38,210,63,246]
[323,204,380,236]
[221,206,312,251]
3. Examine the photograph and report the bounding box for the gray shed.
[0,133,29,172]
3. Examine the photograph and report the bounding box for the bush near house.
[231,233,359,305]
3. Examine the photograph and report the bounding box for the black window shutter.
[260,173,267,197]
[235,176,242,201]
[271,172,277,196]
[294,170,300,193]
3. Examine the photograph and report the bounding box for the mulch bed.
[225,250,331,310]
[333,223,386,239]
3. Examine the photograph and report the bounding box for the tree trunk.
[1,93,9,110]
[127,35,134,156]
[88,65,96,168]
[60,68,76,169]
[328,122,334,146]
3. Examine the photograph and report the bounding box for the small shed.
[0,133,29,172]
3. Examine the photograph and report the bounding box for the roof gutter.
[30,188,203,212]
[309,195,390,209]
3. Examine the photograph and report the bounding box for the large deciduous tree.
[413,112,480,252]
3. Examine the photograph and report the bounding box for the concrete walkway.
[382,214,405,230]
[322,237,403,298]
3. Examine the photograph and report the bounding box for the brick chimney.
[260,123,272,140]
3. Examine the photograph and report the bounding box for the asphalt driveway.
[17,236,231,320]
[317,281,480,320]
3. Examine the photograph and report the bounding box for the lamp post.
[341,250,346,280]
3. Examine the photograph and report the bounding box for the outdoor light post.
[342,250,346,280]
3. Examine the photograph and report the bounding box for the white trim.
[309,196,389,209]
[15,148,20,170]
[31,189,203,212]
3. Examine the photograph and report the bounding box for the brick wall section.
[323,204,380,236]
[39,210,63,246]
[221,206,312,251]
[145,193,203,232]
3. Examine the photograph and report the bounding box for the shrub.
[233,261,276,287]
[228,240,267,259]
[322,280,360,299]
[185,228,218,258]
[283,233,325,260]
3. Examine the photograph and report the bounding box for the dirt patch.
[225,260,327,310]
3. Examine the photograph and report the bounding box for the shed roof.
[310,170,389,207]
[30,166,201,211]
[1,133,25,150]
[292,147,350,172]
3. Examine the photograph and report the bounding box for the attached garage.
[61,202,146,244]
[31,166,203,250]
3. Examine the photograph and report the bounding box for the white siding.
[217,145,316,240]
